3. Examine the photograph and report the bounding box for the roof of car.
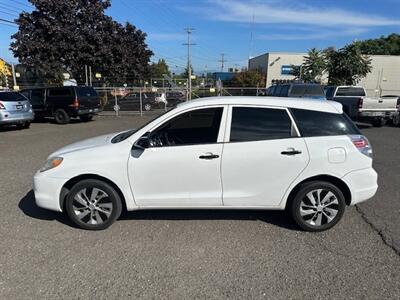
[178,96,343,114]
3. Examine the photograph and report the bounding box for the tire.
[289,181,346,232]
[16,121,30,130]
[144,103,152,111]
[371,118,384,127]
[65,179,122,230]
[79,114,93,122]
[54,109,70,124]
[391,114,400,127]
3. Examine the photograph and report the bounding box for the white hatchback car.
[34,97,378,231]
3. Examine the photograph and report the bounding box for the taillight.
[358,98,363,109]
[349,135,372,158]
[0,102,5,110]
[71,97,79,109]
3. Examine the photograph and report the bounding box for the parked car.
[34,96,378,232]
[381,95,400,126]
[166,91,186,107]
[103,92,165,112]
[266,83,326,100]
[0,91,34,129]
[21,86,101,124]
[325,86,398,127]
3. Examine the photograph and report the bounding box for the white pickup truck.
[325,86,399,127]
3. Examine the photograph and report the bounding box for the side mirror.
[134,136,150,150]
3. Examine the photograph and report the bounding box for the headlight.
[40,157,63,172]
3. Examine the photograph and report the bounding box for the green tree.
[149,59,170,78]
[326,44,372,85]
[11,0,152,84]
[232,70,265,87]
[302,48,327,83]
[352,33,400,55]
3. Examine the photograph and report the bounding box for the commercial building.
[248,52,400,96]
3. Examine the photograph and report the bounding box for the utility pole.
[85,65,88,86]
[183,27,195,100]
[89,66,93,86]
[219,53,226,72]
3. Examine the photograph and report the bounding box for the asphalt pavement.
[0,115,399,299]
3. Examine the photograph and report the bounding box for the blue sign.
[281,65,299,75]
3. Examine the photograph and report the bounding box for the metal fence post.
[114,87,119,117]
[139,87,143,116]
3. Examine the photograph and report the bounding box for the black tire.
[143,103,152,111]
[65,179,122,230]
[289,181,346,232]
[79,114,93,122]
[16,121,30,129]
[391,114,400,127]
[54,109,70,124]
[371,118,384,127]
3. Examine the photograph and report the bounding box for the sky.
[0,0,399,74]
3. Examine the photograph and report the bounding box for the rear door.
[75,87,100,109]
[221,105,309,207]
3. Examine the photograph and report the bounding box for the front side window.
[150,107,223,146]
[31,89,45,105]
[291,108,360,137]
[230,107,293,142]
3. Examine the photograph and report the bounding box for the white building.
[248,52,400,96]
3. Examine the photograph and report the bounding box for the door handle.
[281,148,302,156]
[199,152,220,160]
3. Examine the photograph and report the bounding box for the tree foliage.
[325,44,372,85]
[10,0,153,84]
[232,70,265,87]
[149,59,170,78]
[301,48,327,83]
[352,33,400,55]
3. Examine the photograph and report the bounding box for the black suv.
[21,86,101,124]
[265,83,326,100]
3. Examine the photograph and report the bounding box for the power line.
[183,27,195,100]
[0,17,16,24]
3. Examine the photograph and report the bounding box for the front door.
[128,106,227,207]
[222,106,309,207]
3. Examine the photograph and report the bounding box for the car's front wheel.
[289,181,346,232]
[65,179,122,230]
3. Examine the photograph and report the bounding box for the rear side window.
[76,87,98,97]
[0,92,26,102]
[291,108,360,137]
[279,85,290,97]
[274,85,283,96]
[230,107,293,142]
[289,85,307,97]
[335,87,366,97]
[48,88,72,97]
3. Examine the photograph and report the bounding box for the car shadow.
[19,190,299,231]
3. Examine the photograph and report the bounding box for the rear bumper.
[77,108,101,115]
[341,168,378,205]
[359,110,397,119]
[33,171,67,212]
[0,110,34,124]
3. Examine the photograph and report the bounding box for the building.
[248,52,400,96]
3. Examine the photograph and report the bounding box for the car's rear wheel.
[144,103,152,111]
[371,118,384,127]
[65,179,122,230]
[391,113,400,127]
[54,109,70,124]
[79,114,93,122]
[16,121,30,129]
[289,181,346,232]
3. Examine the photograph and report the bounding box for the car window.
[325,87,335,99]
[274,85,283,97]
[76,87,97,97]
[230,107,293,142]
[289,85,307,97]
[335,87,366,97]
[291,108,360,137]
[0,92,27,102]
[279,85,290,97]
[30,89,45,105]
[152,107,223,146]
[48,88,72,97]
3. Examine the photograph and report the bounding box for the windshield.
[111,108,175,143]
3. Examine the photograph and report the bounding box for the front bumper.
[341,168,378,205]
[0,110,34,124]
[33,171,68,212]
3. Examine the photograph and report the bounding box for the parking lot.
[1,115,399,299]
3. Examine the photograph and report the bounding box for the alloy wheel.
[299,188,339,227]
[72,187,113,225]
